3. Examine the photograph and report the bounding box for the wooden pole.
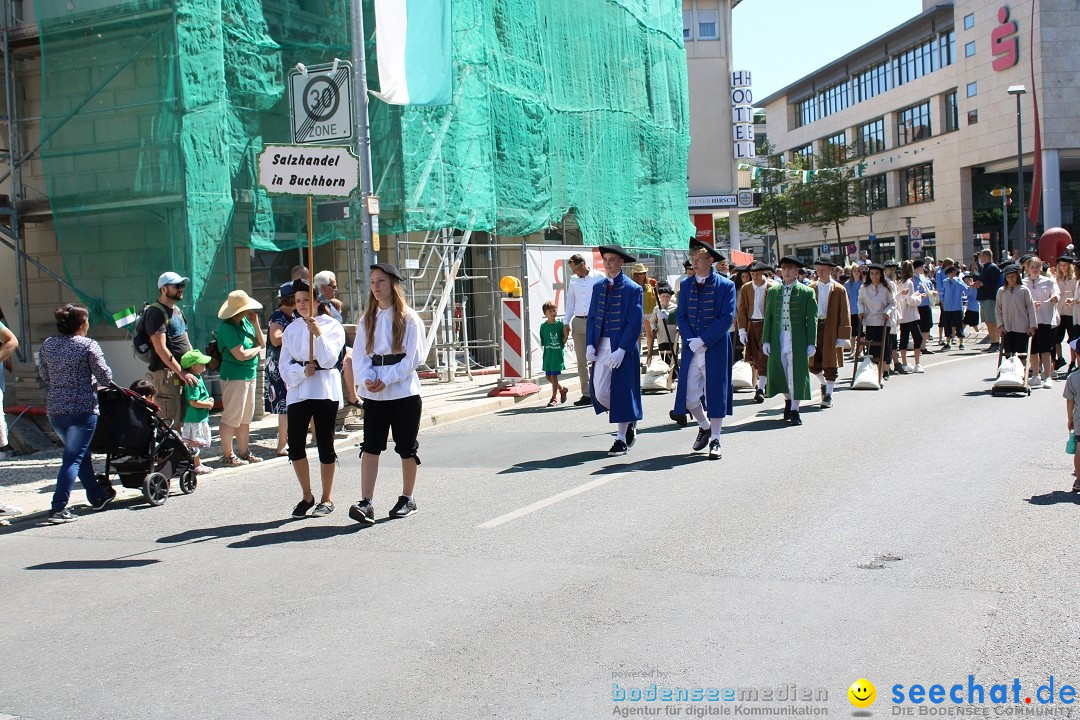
[307,194,315,363]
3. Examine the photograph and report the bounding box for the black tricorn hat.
[690,238,725,263]
[777,255,806,269]
[370,262,404,282]
[597,244,637,263]
[812,255,837,267]
[748,261,772,272]
[1001,263,1022,276]
[656,282,673,295]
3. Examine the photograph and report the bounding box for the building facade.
[757,0,1080,266]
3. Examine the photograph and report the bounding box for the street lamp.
[1007,85,1027,253]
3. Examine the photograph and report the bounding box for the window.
[966,82,977,98]
[697,9,718,39]
[897,100,932,146]
[964,13,974,30]
[683,10,692,40]
[968,109,979,125]
[940,30,955,67]
[853,61,890,103]
[795,96,818,128]
[964,41,976,58]
[754,132,769,157]
[792,144,813,164]
[819,80,852,119]
[858,117,886,156]
[891,37,939,87]
[823,131,847,162]
[900,163,934,205]
[944,91,959,132]
[858,174,888,213]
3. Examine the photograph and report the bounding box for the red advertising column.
[692,214,714,245]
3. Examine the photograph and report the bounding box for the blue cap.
[278,281,295,298]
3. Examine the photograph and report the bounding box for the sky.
[731,0,926,101]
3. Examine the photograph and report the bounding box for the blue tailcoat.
[586,272,643,423]
[673,271,736,418]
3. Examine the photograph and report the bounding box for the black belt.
[289,360,328,370]
[371,353,406,366]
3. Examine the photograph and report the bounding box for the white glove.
[608,348,625,369]
[658,309,669,320]
[738,329,748,344]
[807,345,816,357]
[586,345,596,363]
[836,339,846,348]
[763,342,771,355]
[688,338,705,354]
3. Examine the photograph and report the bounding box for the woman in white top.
[279,279,346,517]
[896,260,926,373]
[1023,256,1059,388]
[349,263,427,525]
[857,264,896,375]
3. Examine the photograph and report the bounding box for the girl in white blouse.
[349,263,427,525]
[279,279,346,518]
[1023,257,1059,388]
[857,264,896,375]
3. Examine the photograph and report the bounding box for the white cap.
[158,271,190,288]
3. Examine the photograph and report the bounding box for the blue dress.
[586,272,643,423]
[264,308,295,414]
[673,272,736,418]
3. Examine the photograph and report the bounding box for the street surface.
[2,345,1077,720]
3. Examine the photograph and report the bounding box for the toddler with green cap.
[180,349,214,474]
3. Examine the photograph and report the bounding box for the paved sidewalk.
[0,371,571,523]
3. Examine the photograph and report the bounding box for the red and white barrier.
[500,297,525,380]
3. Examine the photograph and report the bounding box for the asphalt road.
[2,345,1077,720]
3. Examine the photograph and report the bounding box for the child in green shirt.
[540,301,568,407]
[179,349,215,475]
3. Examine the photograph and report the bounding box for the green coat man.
[761,258,818,403]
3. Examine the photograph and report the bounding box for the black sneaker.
[608,439,628,456]
[349,501,376,525]
[669,410,688,426]
[46,509,77,524]
[821,393,833,409]
[789,411,802,426]
[753,390,765,404]
[91,489,117,511]
[692,428,709,452]
[625,422,637,448]
[310,501,335,517]
[573,397,593,406]
[292,498,316,517]
[707,439,721,460]
[389,495,417,518]
[783,399,791,421]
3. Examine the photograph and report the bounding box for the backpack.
[204,330,223,371]
[132,301,168,363]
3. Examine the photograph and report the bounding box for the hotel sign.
[731,70,755,160]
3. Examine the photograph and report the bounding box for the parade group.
[548,238,1078,461]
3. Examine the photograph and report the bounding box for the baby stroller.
[91,384,197,506]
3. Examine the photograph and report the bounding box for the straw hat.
[217,290,263,319]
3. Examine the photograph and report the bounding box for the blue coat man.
[586,268,643,425]
[673,270,736,421]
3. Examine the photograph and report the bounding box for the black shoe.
[922,348,936,355]
[783,399,791,421]
[821,393,832,409]
[707,439,721,460]
[46,509,77,524]
[984,344,999,353]
[895,365,909,375]
[1056,356,1067,370]
[292,498,316,517]
[669,410,688,426]
[625,422,637,448]
[608,439,628,456]
[389,495,417,518]
[91,489,117,511]
[753,390,765,404]
[573,397,593,406]
[789,411,802,426]
[692,428,709,452]
[349,500,376,525]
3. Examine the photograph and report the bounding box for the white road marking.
[476,472,628,529]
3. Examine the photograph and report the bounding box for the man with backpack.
[144,271,197,427]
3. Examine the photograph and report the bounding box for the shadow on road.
[157,517,301,545]
[726,418,789,433]
[25,558,161,570]
[498,450,609,474]
[227,522,365,548]
[1024,490,1080,506]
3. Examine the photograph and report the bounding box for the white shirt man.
[563,254,605,404]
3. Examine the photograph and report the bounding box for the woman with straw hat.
[216,289,266,466]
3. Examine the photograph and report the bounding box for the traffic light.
[990,187,1013,197]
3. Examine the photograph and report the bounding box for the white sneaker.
[903,365,915,373]
[1043,377,1054,389]
[0,501,24,517]
[913,364,925,373]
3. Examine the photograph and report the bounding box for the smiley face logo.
[848,678,876,708]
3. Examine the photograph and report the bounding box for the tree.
[805,143,860,248]
[740,143,800,263]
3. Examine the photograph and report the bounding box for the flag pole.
[350,0,375,310]
[307,194,315,362]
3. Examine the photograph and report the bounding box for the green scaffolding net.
[367,0,694,248]
[33,0,692,343]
